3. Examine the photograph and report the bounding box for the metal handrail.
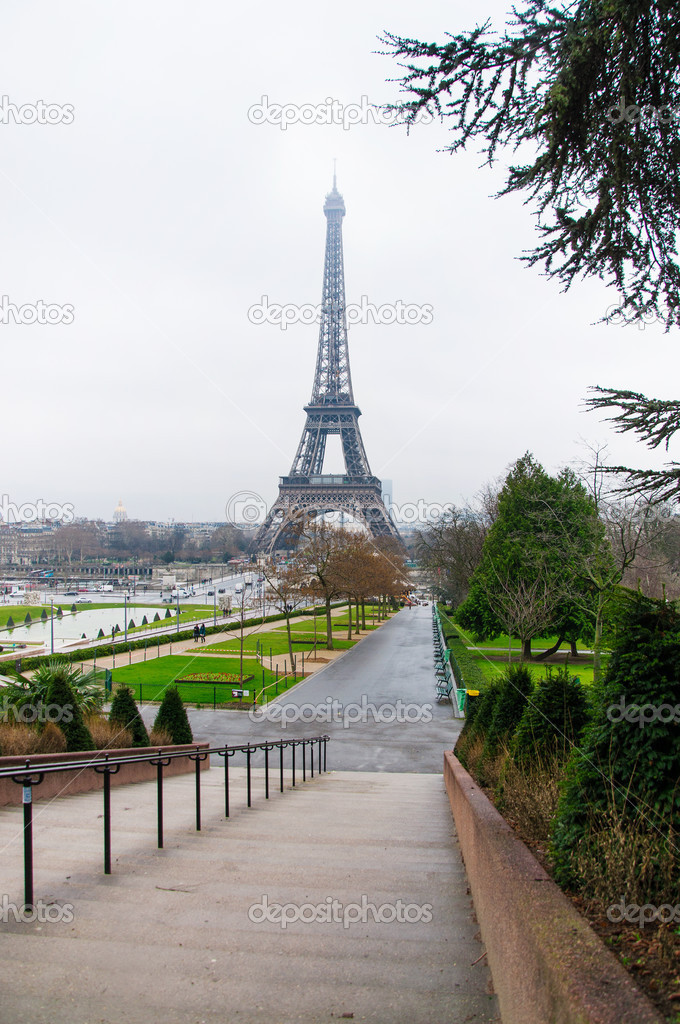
[3,735,330,908]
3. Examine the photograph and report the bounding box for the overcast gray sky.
[2,0,676,525]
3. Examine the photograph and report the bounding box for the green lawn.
[199,630,355,657]
[456,643,602,687]
[111,654,298,705]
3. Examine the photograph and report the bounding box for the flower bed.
[178,672,254,684]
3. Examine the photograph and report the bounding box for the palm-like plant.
[1,659,104,718]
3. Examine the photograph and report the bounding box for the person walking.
[193,624,200,643]
[199,623,206,644]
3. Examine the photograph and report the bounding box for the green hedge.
[16,603,346,672]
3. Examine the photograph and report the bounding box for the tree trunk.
[569,637,579,657]
[534,636,564,661]
[361,600,366,631]
[593,592,605,684]
[347,598,352,641]
[521,637,532,661]
[325,597,333,650]
[355,599,361,635]
[285,614,294,665]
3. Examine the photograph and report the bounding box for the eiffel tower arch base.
[255,477,403,554]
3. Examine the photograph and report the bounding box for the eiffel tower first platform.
[255,178,404,554]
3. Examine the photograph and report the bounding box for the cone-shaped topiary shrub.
[153,612,160,622]
[24,613,32,625]
[511,665,590,769]
[481,664,534,762]
[6,616,14,628]
[71,603,77,613]
[164,608,171,619]
[128,619,135,629]
[109,685,149,747]
[45,670,95,751]
[56,607,63,617]
[41,609,47,621]
[97,628,105,638]
[153,686,193,744]
[141,616,148,626]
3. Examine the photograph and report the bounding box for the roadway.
[143,604,464,773]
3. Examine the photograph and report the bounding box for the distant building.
[112,499,128,524]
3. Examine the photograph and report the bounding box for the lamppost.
[176,591,180,634]
[213,587,216,628]
[124,593,128,644]
[50,598,54,655]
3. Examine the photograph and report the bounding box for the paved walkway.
[151,605,462,773]
[0,768,498,1023]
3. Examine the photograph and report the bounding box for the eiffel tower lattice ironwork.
[255,178,404,553]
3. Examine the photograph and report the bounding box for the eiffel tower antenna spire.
[333,158,337,190]
[255,181,404,553]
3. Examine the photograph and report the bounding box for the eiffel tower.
[255,176,404,553]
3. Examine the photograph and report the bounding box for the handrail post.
[151,753,171,849]
[279,742,284,793]
[157,760,164,848]
[302,740,306,782]
[224,752,230,818]
[264,745,269,799]
[94,756,120,875]
[103,769,112,873]
[246,743,252,808]
[11,764,45,910]
[23,790,33,908]
[292,743,296,787]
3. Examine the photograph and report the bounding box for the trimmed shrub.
[153,612,161,622]
[141,616,148,626]
[455,678,502,769]
[128,619,135,629]
[551,594,680,888]
[482,664,534,761]
[45,671,95,752]
[511,665,589,769]
[6,616,14,628]
[164,609,171,619]
[41,609,47,621]
[24,613,32,625]
[109,686,149,747]
[97,628,105,638]
[153,687,193,744]
[71,603,77,613]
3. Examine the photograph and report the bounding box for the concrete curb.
[443,751,663,1024]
